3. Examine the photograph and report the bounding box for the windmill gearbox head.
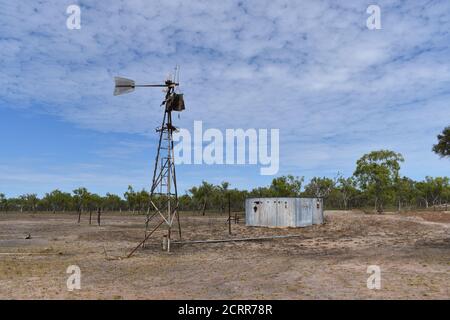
[166,93,185,112]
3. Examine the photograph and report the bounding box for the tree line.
[0,149,449,214]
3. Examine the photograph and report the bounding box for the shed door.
[312,198,324,224]
[296,198,313,226]
[276,199,293,227]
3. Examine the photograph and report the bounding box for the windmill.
[114,67,185,255]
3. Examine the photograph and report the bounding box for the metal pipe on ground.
[171,234,304,245]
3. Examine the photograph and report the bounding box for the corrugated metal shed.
[245,197,323,228]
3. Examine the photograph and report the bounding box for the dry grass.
[0,210,449,299]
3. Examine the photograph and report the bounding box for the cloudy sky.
[0,0,449,197]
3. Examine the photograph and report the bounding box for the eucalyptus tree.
[124,185,137,213]
[104,193,123,212]
[217,182,230,212]
[354,150,404,213]
[303,177,336,199]
[269,175,304,197]
[394,177,416,211]
[43,190,72,213]
[16,194,39,212]
[135,189,150,213]
[178,194,193,211]
[86,193,103,225]
[73,187,90,222]
[432,126,450,158]
[0,193,6,212]
[336,176,358,210]
[189,181,215,215]
[423,176,449,207]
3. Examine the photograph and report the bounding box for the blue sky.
[0,0,449,197]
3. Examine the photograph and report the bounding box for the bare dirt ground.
[0,210,448,299]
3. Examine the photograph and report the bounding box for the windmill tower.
[114,67,185,255]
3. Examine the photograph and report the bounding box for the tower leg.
[167,228,171,253]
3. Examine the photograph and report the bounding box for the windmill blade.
[115,77,135,87]
[114,77,135,96]
[114,86,135,96]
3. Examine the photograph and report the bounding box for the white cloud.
[0,0,449,192]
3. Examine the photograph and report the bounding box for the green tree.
[394,177,416,211]
[0,193,7,212]
[336,176,358,210]
[86,193,103,211]
[43,190,72,213]
[303,177,336,199]
[135,189,150,213]
[249,186,273,197]
[442,183,450,207]
[354,150,404,213]
[416,180,432,208]
[269,175,304,197]
[18,195,26,212]
[17,194,39,212]
[217,182,230,212]
[432,126,450,158]
[189,181,215,215]
[73,187,90,222]
[86,193,103,224]
[124,185,137,213]
[104,193,123,212]
[228,189,247,211]
[6,197,20,212]
[421,176,449,208]
[178,194,193,211]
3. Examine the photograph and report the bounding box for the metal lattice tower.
[113,70,185,255]
[144,83,182,252]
